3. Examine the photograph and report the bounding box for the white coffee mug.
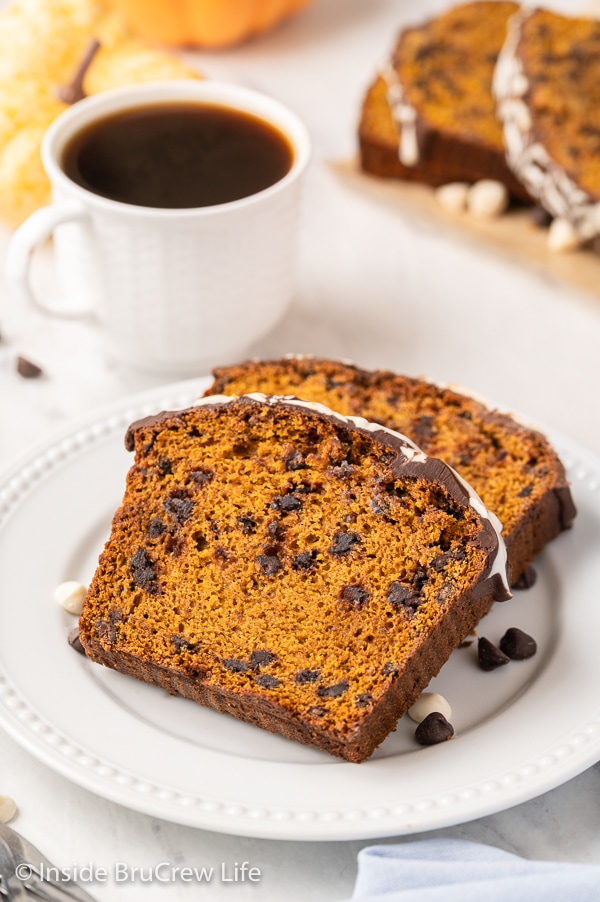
[5,80,311,376]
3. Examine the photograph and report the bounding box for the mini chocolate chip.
[530,204,553,228]
[370,496,389,516]
[284,449,306,471]
[513,565,537,590]
[130,548,158,590]
[292,551,318,571]
[499,628,537,660]
[295,481,317,495]
[327,460,356,478]
[172,635,198,653]
[16,355,43,378]
[431,552,451,572]
[356,692,373,708]
[412,569,429,592]
[329,531,361,556]
[341,585,370,608]
[257,554,282,576]
[308,706,327,718]
[147,518,166,538]
[295,669,320,684]
[95,619,117,644]
[189,468,214,486]
[255,674,281,690]
[250,650,277,669]
[157,457,172,475]
[223,658,248,674]
[237,516,257,534]
[271,494,302,513]
[163,490,194,523]
[413,415,435,440]
[67,627,86,655]
[415,712,454,746]
[317,681,349,699]
[266,520,285,541]
[382,662,398,677]
[387,582,420,613]
[478,637,510,671]
[165,533,186,557]
[517,484,533,498]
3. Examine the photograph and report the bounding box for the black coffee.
[61,102,294,208]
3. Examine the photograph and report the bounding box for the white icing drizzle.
[494,8,600,240]
[192,392,510,597]
[382,64,420,167]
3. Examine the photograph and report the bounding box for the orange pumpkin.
[106,0,314,49]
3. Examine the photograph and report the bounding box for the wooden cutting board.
[331,158,600,304]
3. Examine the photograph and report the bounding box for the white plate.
[0,378,599,841]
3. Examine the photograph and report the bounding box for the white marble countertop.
[1,0,600,899]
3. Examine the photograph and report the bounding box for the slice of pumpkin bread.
[79,394,508,762]
[359,1,528,199]
[207,359,576,586]
[495,8,600,239]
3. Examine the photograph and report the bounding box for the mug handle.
[5,202,93,317]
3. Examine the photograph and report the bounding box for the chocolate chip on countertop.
[499,628,537,660]
[478,636,510,671]
[513,565,537,590]
[67,627,86,655]
[530,203,553,228]
[16,355,44,378]
[415,712,454,746]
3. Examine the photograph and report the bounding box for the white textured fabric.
[342,839,600,902]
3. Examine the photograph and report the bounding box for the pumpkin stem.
[57,38,102,105]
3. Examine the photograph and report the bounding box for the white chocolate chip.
[435,182,469,213]
[408,692,452,724]
[467,180,509,218]
[547,217,581,253]
[0,795,17,823]
[54,580,87,615]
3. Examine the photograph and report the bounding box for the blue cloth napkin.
[343,838,600,901]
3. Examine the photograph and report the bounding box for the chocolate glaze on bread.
[359,1,529,199]
[79,394,508,762]
[207,359,576,586]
